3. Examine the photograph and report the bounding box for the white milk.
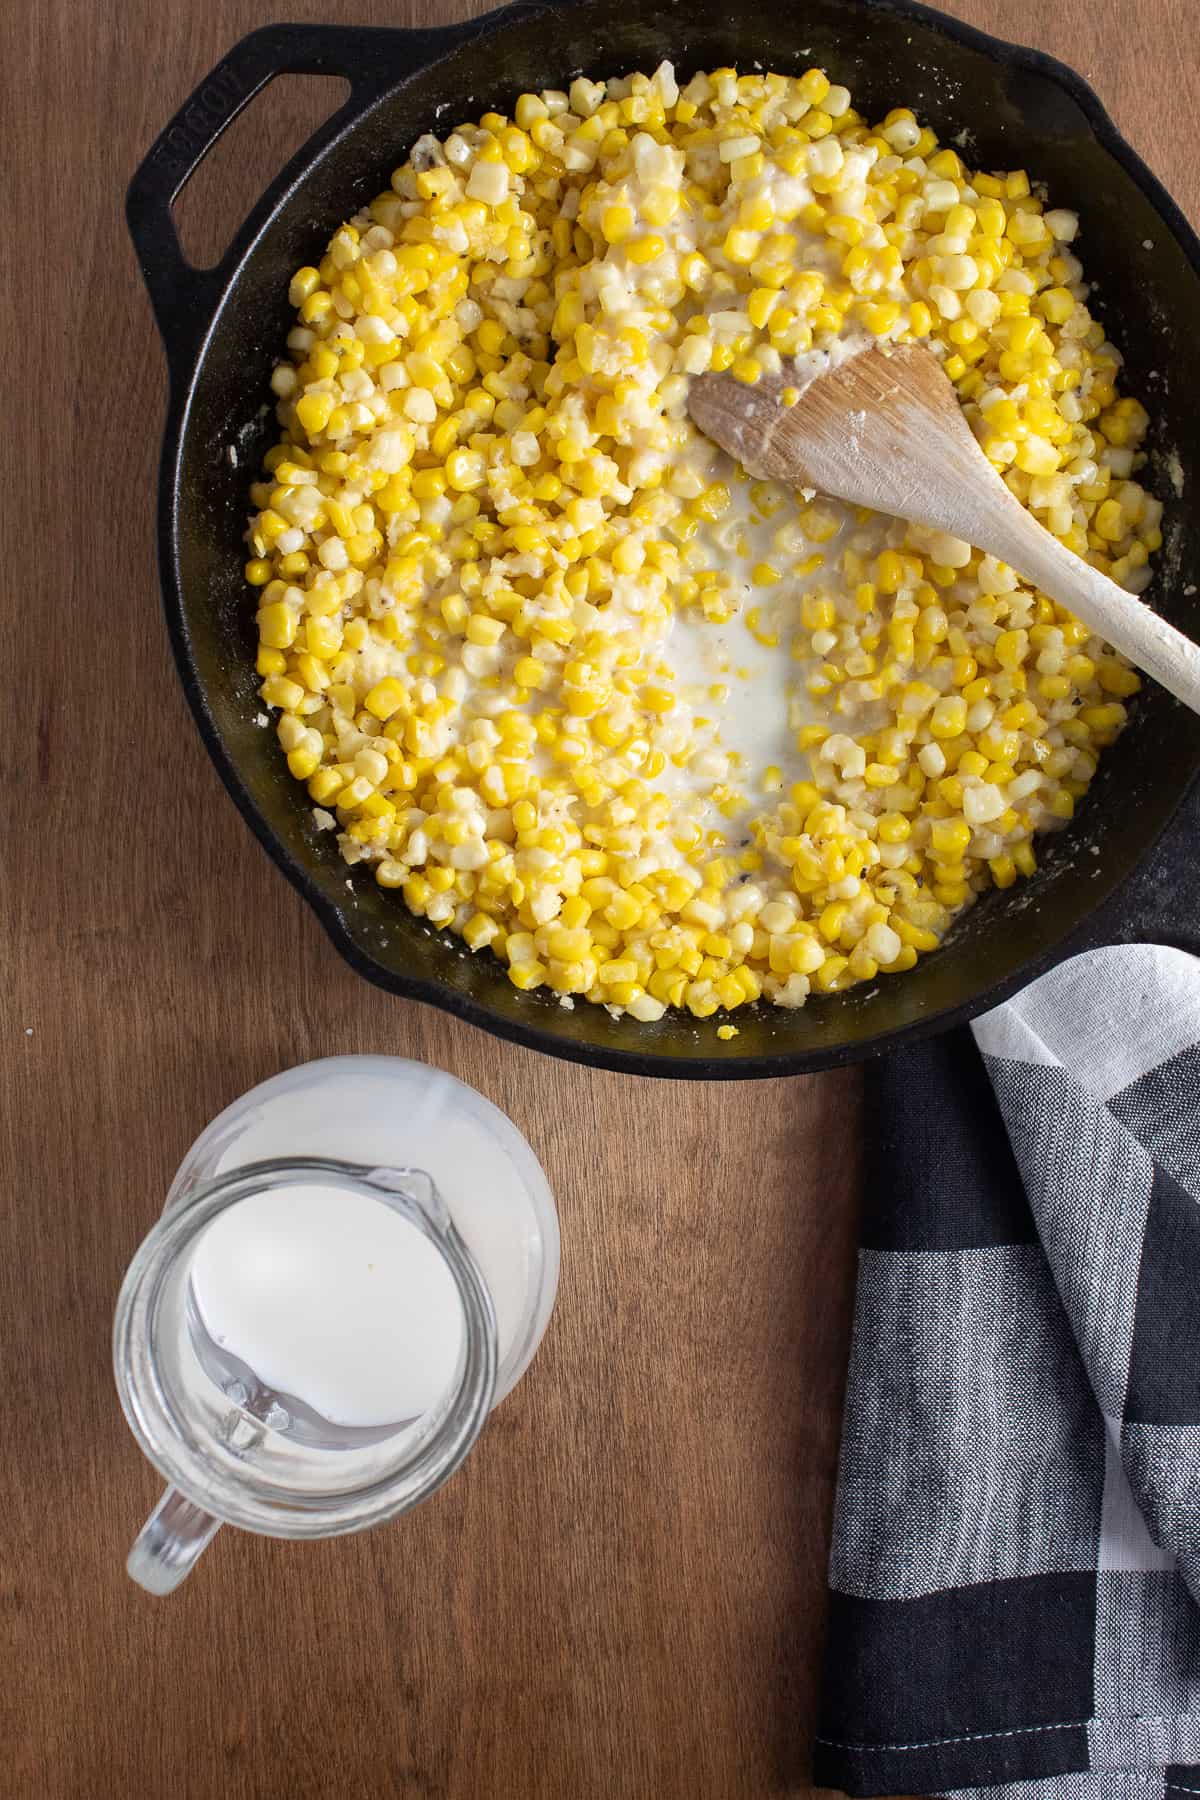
[190,1182,466,1428]
[175,1057,559,1408]
[642,468,840,865]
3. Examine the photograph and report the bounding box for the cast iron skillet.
[127,0,1200,1078]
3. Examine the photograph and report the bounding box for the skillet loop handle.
[124,19,481,377]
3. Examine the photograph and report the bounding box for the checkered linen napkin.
[813,944,1200,1800]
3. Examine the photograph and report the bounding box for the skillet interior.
[160,0,1200,1076]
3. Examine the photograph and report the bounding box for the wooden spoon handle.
[980,504,1200,713]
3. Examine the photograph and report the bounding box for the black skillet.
[126,0,1200,1078]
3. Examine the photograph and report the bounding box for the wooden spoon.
[689,342,1200,712]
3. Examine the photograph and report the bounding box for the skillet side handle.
[124,19,484,379]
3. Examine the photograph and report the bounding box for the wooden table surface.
[5,2,1196,1794]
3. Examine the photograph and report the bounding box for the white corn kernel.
[924,178,961,211]
[1044,208,1079,242]
[963,781,1007,826]
[466,161,509,204]
[865,922,901,964]
[720,132,761,162]
[403,388,438,423]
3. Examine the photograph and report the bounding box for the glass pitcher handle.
[127,1485,222,1595]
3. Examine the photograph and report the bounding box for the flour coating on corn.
[245,62,1160,1021]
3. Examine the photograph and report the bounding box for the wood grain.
[3,3,1196,1795]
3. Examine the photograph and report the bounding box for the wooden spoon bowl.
[690,343,1200,711]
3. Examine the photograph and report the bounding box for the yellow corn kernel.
[466,614,505,647]
[861,300,901,337]
[260,674,304,711]
[818,902,848,943]
[307,761,344,802]
[364,678,406,721]
[994,629,1028,670]
[446,449,486,491]
[1098,659,1140,698]
[627,233,665,265]
[643,185,679,227]
[600,202,635,244]
[825,214,865,246]
[513,655,548,690]
[929,695,967,739]
[800,594,836,632]
[930,818,971,859]
[286,742,322,781]
[463,912,501,951]
[895,920,939,953]
[288,266,322,305]
[723,228,760,265]
[876,813,909,846]
[299,291,333,325]
[295,391,335,436]
[305,614,344,657]
[747,287,779,330]
[1094,499,1125,542]
[642,685,675,715]
[475,317,507,355]
[256,602,297,649]
[508,961,548,991]
[605,891,644,930]
[811,955,848,994]
[600,958,640,985]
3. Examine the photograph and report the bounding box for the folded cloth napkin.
[814,943,1200,1800]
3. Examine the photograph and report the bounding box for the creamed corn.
[245,62,1160,1021]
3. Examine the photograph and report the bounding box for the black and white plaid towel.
[814,944,1200,1800]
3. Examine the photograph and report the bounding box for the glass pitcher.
[113,1058,559,1593]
